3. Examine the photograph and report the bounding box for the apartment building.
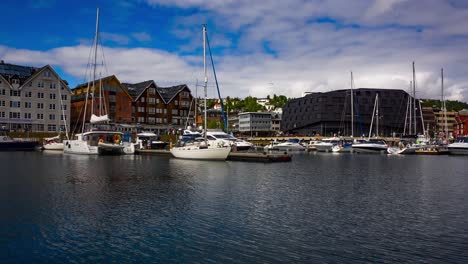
[0,61,71,133]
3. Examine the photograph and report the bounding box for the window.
[61,115,66,121]
[138,117,145,123]
[156,118,162,123]
[37,103,44,109]
[10,90,21,97]
[163,109,167,114]
[24,102,32,108]
[9,112,20,119]
[172,118,178,125]
[37,113,44,120]
[24,113,32,119]
[37,82,44,88]
[175,100,178,105]
[156,98,160,104]
[0,89,5,95]
[10,101,20,108]
[49,83,56,89]
[61,104,67,110]
[12,79,19,85]
[149,88,156,94]
[148,98,155,104]
[49,104,56,110]
[138,107,145,113]
[49,114,56,120]
[24,91,32,97]
[172,109,178,115]
[61,94,67,100]
[47,124,56,132]
[36,124,44,131]
[37,92,44,98]
[0,111,5,118]
[43,71,52,77]
[148,117,155,124]
[0,100,5,107]
[50,93,56,100]
[141,97,145,103]
[149,107,155,113]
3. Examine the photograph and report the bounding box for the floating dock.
[227,152,292,162]
[135,149,292,162]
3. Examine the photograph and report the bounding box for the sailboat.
[332,71,356,153]
[170,25,231,160]
[64,8,129,155]
[352,93,388,153]
[43,77,69,151]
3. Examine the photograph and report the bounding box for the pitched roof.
[121,80,154,100]
[0,61,40,86]
[157,84,188,104]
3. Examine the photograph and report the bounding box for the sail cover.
[90,114,110,124]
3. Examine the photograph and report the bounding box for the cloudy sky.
[1,0,468,101]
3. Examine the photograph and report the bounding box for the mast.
[403,95,409,135]
[57,77,69,140]
[194,79,198,127]
[91,7,99,118]
[409,81,412,135]
[203,25,207,142]
[419,99,426,137]
[442,68,448,138]
[350,71,354,137]
[412,61,417,134]
[368,94,378,140]
[376,94,379,137]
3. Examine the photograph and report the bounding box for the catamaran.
[64,8,132,155]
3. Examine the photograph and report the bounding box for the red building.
[453,109,468,138]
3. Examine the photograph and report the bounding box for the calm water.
[1,151,467,263]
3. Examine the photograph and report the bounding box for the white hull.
[448,143,468,155]
[123,142,135,154]
[274,144,306,151]
[352,144,388,154]
[43,142,64,151]
[63,140,99,155]
[170,146,231,160]
[315,144,334,152]
[331,145,353,153]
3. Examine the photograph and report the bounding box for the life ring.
[114,134,121,144]
[99,138,104,143]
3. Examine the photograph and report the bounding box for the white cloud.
[132,32,152,42]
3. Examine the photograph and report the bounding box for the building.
[238,112,276,137]
[0,61,71,133]
[434,109,456,137]
[70,75,133,133]
[453,109,468,138]
[123,81,194,134]
[271,113,282,134]
[282,88,417,137]
[256,98,274,111]
[421,106,436,136]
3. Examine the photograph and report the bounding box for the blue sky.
[1,0,468,101]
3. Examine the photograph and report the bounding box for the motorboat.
[331,140,354,153]
[352,139,388,154]
[448,137,468,155]
[264,138,306,151]
[206,130,253,151]
[42,135,63,151]
[0,131,37,151]
[308,140,321,151]
[314,137,340,152]
[135,132,168,150]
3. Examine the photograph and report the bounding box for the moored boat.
[0,132,38,151]
[448,137,468,155]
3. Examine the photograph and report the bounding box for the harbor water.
[1,151,467,263]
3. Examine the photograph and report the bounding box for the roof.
[0,62,38,77]
[157,84,188,104]
[121,80,154,99]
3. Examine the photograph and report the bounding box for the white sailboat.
[352,94,389,153]
[64,8,129,155]
[170,25,231,160]
[333,71,356,153]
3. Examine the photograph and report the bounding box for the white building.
[239,112,279,136]
[0,61,71,133]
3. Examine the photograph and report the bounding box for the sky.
[1,0,468,101]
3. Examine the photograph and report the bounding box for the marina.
[1,151,467,262]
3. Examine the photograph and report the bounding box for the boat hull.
[315,144,334,152]
[352,144,388,154]
[42,143,64,151]
[63,140,99,155]
[0,141,38,151]
[448,147,468,155]
[170,146,231,160]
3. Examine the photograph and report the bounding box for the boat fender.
[113,134,121,144]
[99,138,104,143]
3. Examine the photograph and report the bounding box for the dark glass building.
[281,88,421,137]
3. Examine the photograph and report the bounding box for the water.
[1,151,467,263]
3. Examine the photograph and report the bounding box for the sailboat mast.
[368,94,378,140]
[442,68,448,138]
[409,81,412,135]
[203,25,208,142]
[412,61,416,134]
[194,79,198,127]
[91,7,99,118]
[403,95,409,135]
[57,77,69,140]
[376,94,379,137]
[350,71,354,137]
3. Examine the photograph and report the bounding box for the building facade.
[434,109,456,137]
[0,62,71,133]
[70,75,133,132]
[453,109,468,138]
[239,112,274,136]
[123,81,194,134]
[282,88,417,137]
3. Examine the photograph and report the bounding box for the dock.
[227,152,292,162]
[135,148,292,162]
